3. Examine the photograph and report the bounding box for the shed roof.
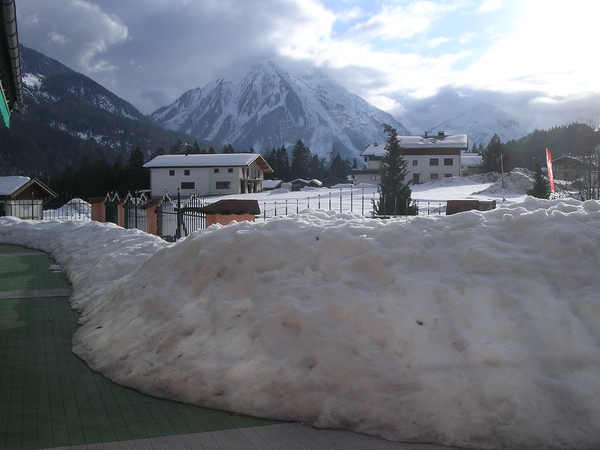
[362,134,468,157]
[144,154,273,173]
[0,176,56,199]
[0,176,29,195]
[199,199,261,215]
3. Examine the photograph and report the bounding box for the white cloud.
[478,0,502,12]
[20,0,129,73]
[47,32,70,45]
[424,36,450,48]
[463,1,600,97]
[459,32,476,44]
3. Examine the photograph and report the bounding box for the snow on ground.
[208,173,529,218]
[43,198,91,220]
[1,178,599,450]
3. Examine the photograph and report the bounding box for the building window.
[216,181,231,190]
[430,158,439,166]
[371,175,380,181]
[444,158,453,166]
[184,169,190,176]
[445,173,452,178]
[214,168,219,173]
[431,174,438,179]
[228,168,234,173]
[181,182,195,189]
[412,160,418,166]
[169,170,175,176]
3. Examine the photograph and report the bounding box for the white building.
[353,132,468,185]
[143,154,273,197]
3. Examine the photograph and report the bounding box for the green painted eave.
[0,82,10,127]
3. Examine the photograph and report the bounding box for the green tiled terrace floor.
[0,244,277,450]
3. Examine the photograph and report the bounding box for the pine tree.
[290,140,312,179]
[481,134,509,172]
[169,139,184,155]
[527,164,551,199]
[373,124,418,216]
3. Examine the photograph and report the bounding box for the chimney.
[424,131,428,137]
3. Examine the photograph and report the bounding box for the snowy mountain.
[21,45,146,122]
[424,103,525,148]
[151,60,410,162]
[0,46,197,176]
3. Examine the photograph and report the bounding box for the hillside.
[0,46,203,178]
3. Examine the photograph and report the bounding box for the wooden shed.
[446,199,496,215]
[198,199,260,226]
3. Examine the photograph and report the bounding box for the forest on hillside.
[29,121,600,202]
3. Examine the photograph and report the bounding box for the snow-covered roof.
[461,153,483,167]
[0,176,30,195]
[291,178,323,187]
[263,179,283,189]
[362,134,468,157]
[144,154,273,173]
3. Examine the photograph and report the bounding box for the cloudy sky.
[16,0,599,134]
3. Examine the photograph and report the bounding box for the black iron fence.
[157,190,206,241]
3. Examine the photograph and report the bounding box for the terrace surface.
[0,243,461,450]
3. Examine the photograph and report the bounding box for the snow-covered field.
[207,171,530,219]
[1,175,599,450]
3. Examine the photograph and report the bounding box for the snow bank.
[1,198,600,450]
[475,168,534,195]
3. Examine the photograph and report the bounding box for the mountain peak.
[151,62,410,161]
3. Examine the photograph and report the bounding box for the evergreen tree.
[308,154,326,179]
[290,140,312,179]
[329,153,352,180]
[222,144,235,154]
[527,164,551,199]
[125,146,150,192]
[481,134,509,172]
[150,147,166,159]
[169,139,184,154]
[191,141,202,154]
[276,145,290,180]
[373,124,418,216]
[208,147,216,154]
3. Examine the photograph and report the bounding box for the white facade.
[353,133,468,185]
[144,154,273,197]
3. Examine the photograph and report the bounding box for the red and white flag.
[546,148,555,197]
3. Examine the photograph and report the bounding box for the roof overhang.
[0,0,23,127]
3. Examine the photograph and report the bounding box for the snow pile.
[43,198,92,219]
[1,198,600,450]
[475,168,534,195]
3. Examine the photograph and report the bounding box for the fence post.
[361,188,364,216]
[339,188,342,212]
[318,194,321,209]
[175,189,182,240]
[264,202,266,220]
[350,187,353,212]
[329,191,331,210]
